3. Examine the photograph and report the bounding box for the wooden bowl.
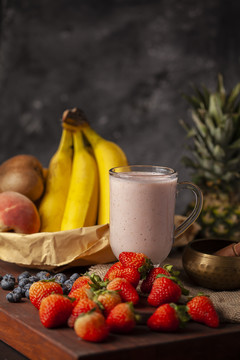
[182,239,240,290]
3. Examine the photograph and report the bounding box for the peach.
[0,191,40,234]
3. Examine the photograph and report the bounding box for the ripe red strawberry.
[105,261,122,273]
[187,295,219,328]
[140,266,171,294]
[119,252,153,278]
[71,275,93,292]
[29,280,63,309]
[74,309,109,342]
[147,275,188,307]
[104,262,124,280]
[104,262,140,288]
[147,303,189,332]
[107,277,139,305]
[106,302,137,333]
[68,285,92,306]
[94,289,122,317]
[68,298,101,328]
[39,294,74,328]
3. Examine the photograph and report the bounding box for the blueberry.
[6,291,22,303]
[13,286,23,294]
[23,283,32,298]
[1,274,15,290]
[13,286,26,297]
[54,273,67,285]
[20,287,26,297]
[36,271,52,280]
[18,278,30,288]
[12,286,25,297]
[23,283,32,291]
[17,271,31,282]
[70,273,80,282]
[28,275,39,284]
[63,279,73,294]
[1,278,15,290]
[2,274,15,283]
[62,284,69,295]
[25,289,30,299]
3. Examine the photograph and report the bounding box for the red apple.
[0,191,41,234]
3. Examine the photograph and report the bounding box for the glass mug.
[109,165,203,265]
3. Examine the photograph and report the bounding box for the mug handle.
[174,181,203,239]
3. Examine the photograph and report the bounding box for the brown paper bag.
[0,224,116,271]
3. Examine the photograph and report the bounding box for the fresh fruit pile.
[0,107,128,234]
[0,252,220,342]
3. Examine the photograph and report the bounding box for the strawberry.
[29,280,63,309]
[147,275,188,307]
[94,289,122,317]
[105,261,122,273]
[69,286,93,307]
[187,294,219,328]
[71,274,93,292]
[147,303,190,332]
[119,252,153,278]
[106,302,137,333]
[68,298,101,328]
[74,308,109,342]
[106,277,139,305]
[140,266,171,294]
[39,294,74,328]
[104,262,140,288]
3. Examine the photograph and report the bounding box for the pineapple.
[180,74,240,240]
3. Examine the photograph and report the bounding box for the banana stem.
[62,108,88,129]
[61,108,102,148]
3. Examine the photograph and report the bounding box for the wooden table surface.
[1,259,240,360]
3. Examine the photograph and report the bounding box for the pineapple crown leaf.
[191,111,208,137]
[181,74,240,191]
[208,94,224,126]
[182,93,203,110]
[192,85,210,108]
[226,82,240,111]
[230,137,240,150]
[217,73,226,102]
[184,74,240,116]
[187,81,211,109]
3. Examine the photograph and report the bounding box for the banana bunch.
[38,108,128,232]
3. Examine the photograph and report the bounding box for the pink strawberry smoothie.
[109,170,177,265]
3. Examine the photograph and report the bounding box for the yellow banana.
[82,123,128,225]
[60,129,99,230]
[39,126,73,232]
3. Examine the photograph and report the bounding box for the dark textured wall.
[0,0,240,211]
